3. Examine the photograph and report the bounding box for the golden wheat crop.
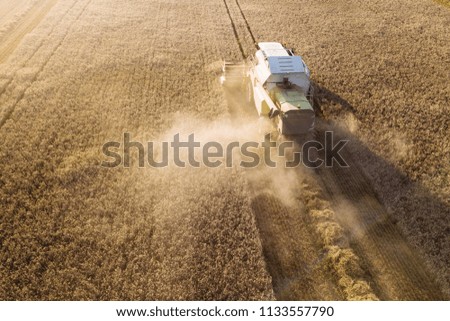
[0,0,448,300]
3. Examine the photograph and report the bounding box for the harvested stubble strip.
[298,178,378,301]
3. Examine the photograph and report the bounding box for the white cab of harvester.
[248,42,315,136]
[221,42,315,136]
[253,42,310,93]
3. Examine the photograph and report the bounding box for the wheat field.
[0,0,448,300]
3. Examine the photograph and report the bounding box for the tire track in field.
[314,127,446,300]
[0,0,78,99]
[221,0,245,58]
[0,0,58,64]
[233,0,257,47]
[0,0,92,130]
[221,0,259,58]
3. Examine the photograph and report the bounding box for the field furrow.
[0,0,448,301]
[0,0,58,64]
[0,0,91,127]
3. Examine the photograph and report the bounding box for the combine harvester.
[221,42,315,139]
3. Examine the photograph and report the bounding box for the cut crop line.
[0,0,59,65]
[0,0,93,130]
[234,0,257,49]
[221,0,245,59]
[0,0,79,99]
